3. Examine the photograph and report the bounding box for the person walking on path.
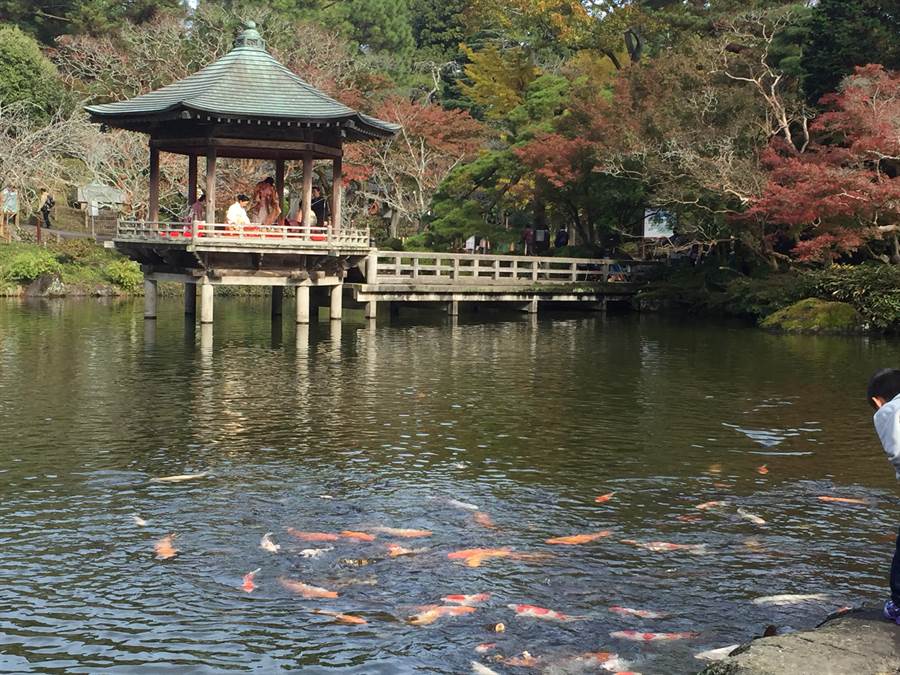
[39,189,54,229]
[869,369,900,624]
[522,225,534,256]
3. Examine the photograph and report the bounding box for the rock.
[697,608,900,675]
[760,298,862,333]
[24,273,66,297]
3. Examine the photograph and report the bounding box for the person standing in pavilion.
[251,177,281,226]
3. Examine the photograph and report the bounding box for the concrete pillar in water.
[184,283,196,316]
[271,286,284,318]
[143,278,158,319]
[523,296,539,314]
[447,300,459,316]
[365,300,377,320]
[330,284,343,321]
[200,278,214,324]
[296,286,310,324]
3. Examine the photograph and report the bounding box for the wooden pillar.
[148,145,160,222]
[187,154,198,206]
[271,286,284,317]
[330,283,342,321]
[200,277,214,324]
[295,285,310,324]
[275,159,285,218]
[144,278,158,319]
[302,150,313,228]
[205,148,217,223]
[184,282,196,316]
[332,155,343,235]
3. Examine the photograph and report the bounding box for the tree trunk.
[389,210,401,239]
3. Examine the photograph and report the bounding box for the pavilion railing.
[116,220,371,249]
[368,250,632,286]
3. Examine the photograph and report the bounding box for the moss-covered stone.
[760,298,862,333]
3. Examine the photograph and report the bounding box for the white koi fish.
[751,593,830,606]
[132,515,147,527]
[737,508,766,525]
[260,532,280,553]
[151,472,208,483]
[471,662,500,675]
[300,546,334,558]
[447,498,480,511]
[694,645,740,661]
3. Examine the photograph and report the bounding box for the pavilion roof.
[85,22,399,142]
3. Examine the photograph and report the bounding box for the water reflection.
[0,297,897,674]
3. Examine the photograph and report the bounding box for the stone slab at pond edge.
[697,608,900,675]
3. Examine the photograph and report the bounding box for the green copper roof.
[85,23,399,141]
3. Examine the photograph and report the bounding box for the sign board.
[1,188,17,214]
[77,181,125,207]
[643,208,674,239]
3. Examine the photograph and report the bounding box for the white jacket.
[875,394,900,479]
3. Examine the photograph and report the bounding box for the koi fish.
[278,577,339,599]
[371,526,432,538]
[609,605,670,619]
[475,643,496,654]
[713,482,731,488]
[132,515,147,527]
[621,539,708,554]
[504,651,541,667]
[447,498,480,511]
[300,547,333,558]
[448,548,513,568]
[386,543,427,557]
[507,604,580,621]
[546,531,611,545]
[611,630,699,642]
[151,472,208,483]
[595,492,615,504]
[442,593,490,606]
[818,496,868,506]
[242,568,260,593]
[471,662,500,675]
[696,501,728,510]
[408,605,476,625]
[737,508,766,525]
[751,593,830,606]
[694,645,740,661]
[677,514,703,523]
[707,463,722,474]
[287,528,340,542]
[314,609,367,625]
[260,532,280,553]
[154,534,178,560]
[473,512,496,529]
[757,465,769,475]
[341,530,376,542]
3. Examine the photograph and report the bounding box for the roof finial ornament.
[234,20,266,50]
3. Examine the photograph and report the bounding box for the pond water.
[1,297,898,674]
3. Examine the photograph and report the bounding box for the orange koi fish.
[475,643,497,654]
[595,492,615,504]
[242,568,261,593]
[408,604,476,625]
[545,531,611,545]
[712,482,731,488]
[622,539,707,554]
[448,548,513,568]
[507,604,580,621]
[314,609,367,625]
[371,526,432,538]
[610,630,699,642]
[278,577,339,599]
[609,605,669,619]
[707,463,722,474]
[677,514,703,523]
[757,465,769,475]
[286,528,340,542]
[818,496,868,505]
[154,534,178,560]
[442,593,490,606]
[473,512,496,529]
[696,501,727,510]
[341,530,376,542]
[504,652,541,667]
[386,543,427,557]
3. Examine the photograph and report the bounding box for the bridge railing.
[116,220,371,249]
[369,251,631,285]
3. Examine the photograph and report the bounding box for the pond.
[0,297,897,674]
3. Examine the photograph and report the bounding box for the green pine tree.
[0,25,69,122]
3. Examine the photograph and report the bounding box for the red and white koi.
[386,543,427,557]
[408,604,476,625]
[621,539,708,554]
[611,630,699,642]
[609,605,670,619]
[507,603,581,621]
[442,593,490,606]
[242,568,260,593]
[818,496,868,506]
[278,577,339,599]
[757,465,769,475]
[696,501,728,510]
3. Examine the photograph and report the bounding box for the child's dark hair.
[868,369,900,408]
[237,193,250,202]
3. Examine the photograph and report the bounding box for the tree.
[802,0,900,104]
[0,25,69,123]
[410,0,469,59]
[459,45,540,119]
[745,65,900,264]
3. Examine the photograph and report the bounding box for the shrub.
[2,249,61,282]
[761,298,862,333]
[803,264,900,330]
[102,259,142,292]
[50,238,104,265]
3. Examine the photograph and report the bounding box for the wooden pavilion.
[87,21,398,324]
